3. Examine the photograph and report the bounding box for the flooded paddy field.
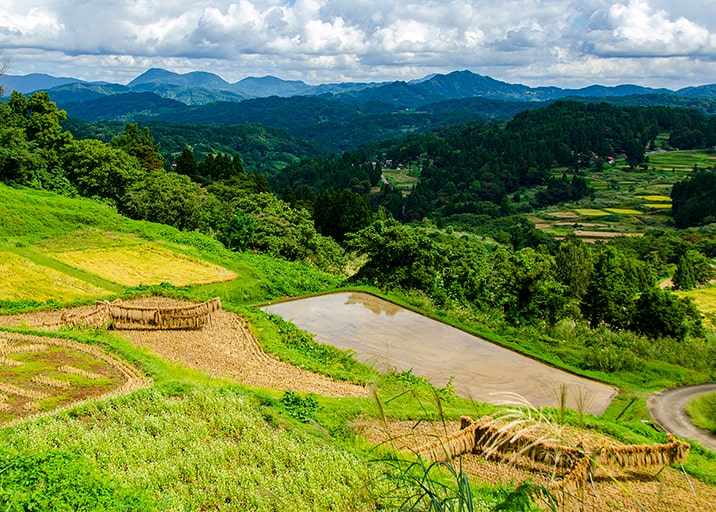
[262,292,617,414]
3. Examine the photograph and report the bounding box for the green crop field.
[646,150,716,172]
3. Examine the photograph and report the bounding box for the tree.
[555,236,594,301]
[673,249,713,290]
[624,135,645,168]
[314,189,373,242]
[0,127,44,185]
[632,288,701,341]
[122,171,221,232]
[231,192,343,267]
[673,253,697,291]
[174,147,198,180]
[62,139,146,204]
[111,123,164,171]
[347,220,448,294]
[489,247,568,325]
[0,54,8,96]
[582,245,653,329]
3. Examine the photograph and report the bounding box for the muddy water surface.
[262,292,617,414]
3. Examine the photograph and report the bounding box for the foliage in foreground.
[0,385,383,511]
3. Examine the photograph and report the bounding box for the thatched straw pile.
[108,297,221,330]
[60,301,112,328]
[57,297,221,330]
[415,416,691,491]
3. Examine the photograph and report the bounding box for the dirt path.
[0,299,369,398]
[648,383,716,452]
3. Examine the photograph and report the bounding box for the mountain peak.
[128,68,231,90]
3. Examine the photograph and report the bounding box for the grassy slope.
[686,392,716,434]
[1,183,715,509]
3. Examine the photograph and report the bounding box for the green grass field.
[646,150,716,172]
[686,392,716,434]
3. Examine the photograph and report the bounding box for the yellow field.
[676,285,716,320]
[51,245,237,287]
[636,195,672,202]
[573,209,608,217]
[0,252,109,301]
[645,204,672,210]
[604,208,643,215]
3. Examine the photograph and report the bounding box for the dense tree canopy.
[671,170,716,228]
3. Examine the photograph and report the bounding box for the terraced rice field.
[0,333,149,426]
[49,244,237,287]
[0,251,110,301]
[603,208,643,215]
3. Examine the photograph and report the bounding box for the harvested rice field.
[50,244,237,287]
[359,419,716,512]
[0,298,368,398]
[0,251,110,301]
[0,333,150,426]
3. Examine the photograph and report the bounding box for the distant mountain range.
[5,68,716,154]
[4,68,716,108]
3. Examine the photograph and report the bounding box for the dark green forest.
[2,89,716,387]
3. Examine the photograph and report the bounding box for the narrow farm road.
[648,383,716,452]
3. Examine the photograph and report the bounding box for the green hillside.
[2,91,716,510]
[0,183,341,308]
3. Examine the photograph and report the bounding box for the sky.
[1,0,715,89]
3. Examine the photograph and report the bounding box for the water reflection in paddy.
[262,292,617,414]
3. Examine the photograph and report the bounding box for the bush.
[0,448,151,511]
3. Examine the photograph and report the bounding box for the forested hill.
[278,100,716,224]
[56,90,716,155]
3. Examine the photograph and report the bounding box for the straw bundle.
[107,297,221,330]
[0,357,22,367]
[60,301,111,328]
[415,415,691,492]
[417,416,481,462]
[471,417,582,469]
[31,374,70,390]
[553,455,593,490]
[596,435,690,469]
[58,365,105,380]
[0,382,50,400]
[6,343,48,354]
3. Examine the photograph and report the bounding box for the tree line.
[0,91,345,272]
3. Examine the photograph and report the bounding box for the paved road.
[648,383,716,452]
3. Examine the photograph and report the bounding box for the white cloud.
[584,0,715,57]
[0,1,715,88]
